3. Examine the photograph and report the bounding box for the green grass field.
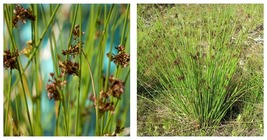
[137,4,263,136]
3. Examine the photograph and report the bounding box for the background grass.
[3,4,130,136]
[137,4,263,136]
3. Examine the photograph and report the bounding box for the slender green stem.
[55,102,60,135]
[4,70,12,136]
[15,92,20,135]
[120,4,130,46]
[58,90,68,136]
[81,50,98,135]
[31,4,37,135]
[75,4,82,136]
[17,61,33,136]
[103,98,119,133]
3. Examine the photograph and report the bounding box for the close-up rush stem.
[3,4,130,136]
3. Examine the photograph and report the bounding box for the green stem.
[55,102,60,135]
[103,99,119,133]
[75,4,82,136]
[58,90,68,136]
[4,70,12,136]
[15,92,20,135]
[81,50,98,135]
[120,4,130,46]
[17,61,33,136]
[31,4,37,135]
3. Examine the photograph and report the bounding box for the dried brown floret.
[46,73,66,100]
[12,5,35,28]
[72,25,85,40]
[4,49,19,70]
[107,75,125,99]
[116,45,125,52]
[98,100,115,113]
[89,93,115,114]
[107,45,130,68]
[100,90,109,99]
[89,76,125,114]
[62,42,83,58]
[58,60,79,76]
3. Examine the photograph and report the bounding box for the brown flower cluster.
[72,25,85,40]
[62,42,83,58]
[4,49,19,70]
[107,75,125,99]
[59,25,84,75]
[90,91,115,114]
[12,5,35,28]
[107,45,130,68]
[58,60,79,76]
[90,76,125,114]
[46,73,67,100]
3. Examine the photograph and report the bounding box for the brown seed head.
[4,49,19,70]
[108,75,125,99]
[46,73,66,100]
[58,60,79,76]
[12,5,35,28]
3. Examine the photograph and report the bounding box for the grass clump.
[4,4,130,136]
[138,4,263,136]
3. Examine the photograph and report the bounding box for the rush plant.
[138,4,263,135]
[3,4,130,136]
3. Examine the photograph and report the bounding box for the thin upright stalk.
[81,50,98,135]
[17,61,33,136]
[4,70,12,135]
[120,4,130,46]
[75,4,82,136]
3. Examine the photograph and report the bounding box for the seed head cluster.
[107,75,125,99]
[72,25,85,40]
[4,49,19,70]
[58,60,79,76]
[46,73,67,101]
[107,45,130,68]
[90,75,125,114]
[12,5,35,28]
[62,43,83,58]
